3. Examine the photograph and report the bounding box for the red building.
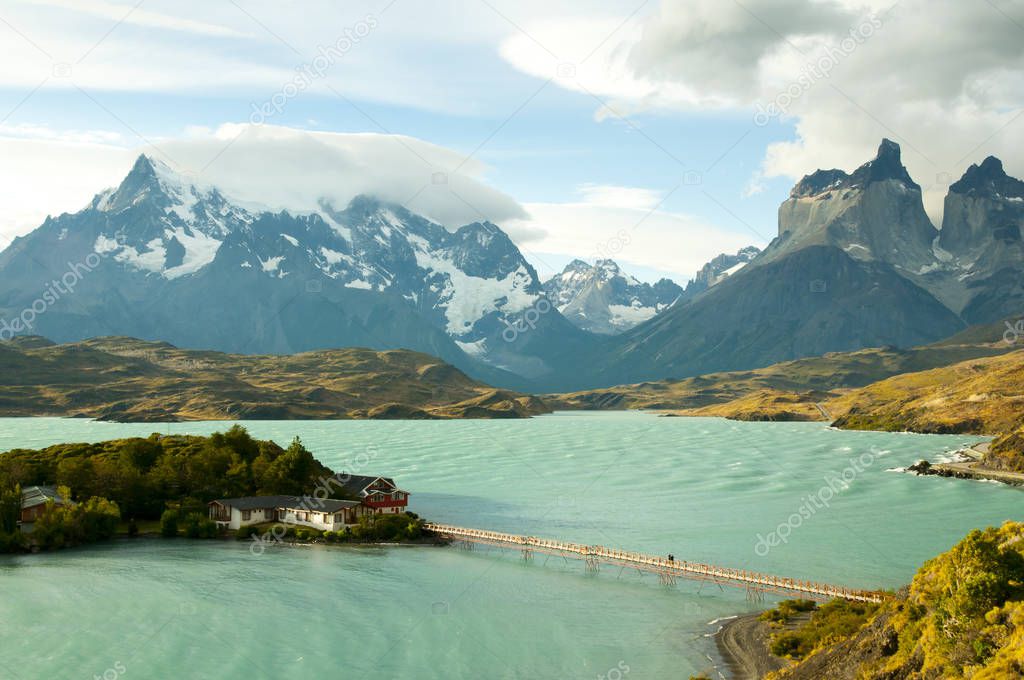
[19,486,71,529]
[333,474,410,515]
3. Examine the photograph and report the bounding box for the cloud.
[0,124,757,285]
[508,191,759,283]
[0,123,527,243]
[502,0,1024,224]
[575,184,663,210]
[19,0,250,37]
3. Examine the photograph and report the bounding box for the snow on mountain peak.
[543,259,681,334]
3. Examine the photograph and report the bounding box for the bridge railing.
[424,522,883,604]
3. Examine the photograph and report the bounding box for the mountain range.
[542,139,1024,389]
[1,139,1022,391]
[542,259,682,335]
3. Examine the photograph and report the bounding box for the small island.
[0,426,428,553]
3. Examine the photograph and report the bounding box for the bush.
[235,525,259,540]
[351,512,425,542]
[768,599,880,660]
[160,509,179,538]
[760,599,817,624]
[183,513,218,539]
[295,529,310,541]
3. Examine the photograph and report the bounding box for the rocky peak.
[789,140,919,200]
[684,246,761,295]
[849,138,917,188]
[542,260,682,335]
[791,169,849,198]
[939,156,1024,284]
[950,156,1024,198]
[94,154,168,212]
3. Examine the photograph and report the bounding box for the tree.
[160,509,179,538]
[0,484,20,535]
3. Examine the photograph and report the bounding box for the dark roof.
[209,495,298,511]
[21,485,69,509]
[210,495,360,513]
[287,498,360,513]
[331,474,399,497]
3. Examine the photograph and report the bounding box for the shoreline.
[908,442,1024,487]
[714,612,789,680]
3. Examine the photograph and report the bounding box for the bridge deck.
[425,522,884,604]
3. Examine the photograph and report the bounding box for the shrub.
[160,509,179,538]
[235,525,259,540]
[768,599,880,660]
[183,513,218,539]
[760,599,817,624]
[295,529,310,541]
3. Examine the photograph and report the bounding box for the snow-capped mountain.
[542,259,682,334]
[680,246,761,300]
[0,155,589,385]
[541,140,1024,390]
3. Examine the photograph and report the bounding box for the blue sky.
[1,0,1021,283]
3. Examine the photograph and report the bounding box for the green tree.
[160,509,179,538]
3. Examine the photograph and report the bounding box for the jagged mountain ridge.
[0,155,591,386]
[679,245,761,300]
[543,140,1023,390]
[542,259,682,334]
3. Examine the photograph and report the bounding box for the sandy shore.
[715,613,789,680]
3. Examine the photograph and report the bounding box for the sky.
[1,0,1022,284]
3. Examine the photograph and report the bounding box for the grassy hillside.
[550,329,1016,417]
[829,349,1024,435]
[769,522,1024,680]
[0,336,550,421]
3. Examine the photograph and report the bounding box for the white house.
[208,495,362,531]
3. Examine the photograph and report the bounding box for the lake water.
[1,413,1020,679]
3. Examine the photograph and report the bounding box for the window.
[242,510,251,521]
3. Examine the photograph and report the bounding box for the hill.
[829,349,1024,435]
[0,336,550,422]
[767,522,1024,679]
[549,327,1017,418]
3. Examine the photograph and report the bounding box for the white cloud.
[575,184,662,210]
[0,123,527,242]
[509,193,759,283]
[501,0,1024,224]
[19,0,250,37]
[0,136,133,245]
[0,123,756,286]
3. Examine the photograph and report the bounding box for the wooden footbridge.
[424,523,884,604]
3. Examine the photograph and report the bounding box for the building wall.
[277,508,346,531]
[221,506,277,530]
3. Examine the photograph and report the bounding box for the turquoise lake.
[1,412,1021,679]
